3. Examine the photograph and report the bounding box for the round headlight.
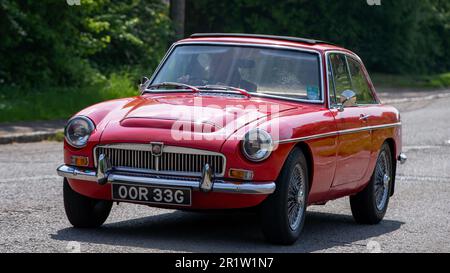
[241,129,274,162]
[65,116,95,148]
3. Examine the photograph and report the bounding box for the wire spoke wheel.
[374,150,391,211]
[287,164,306,231]
[350,142,394,225]
[260,148,308,244]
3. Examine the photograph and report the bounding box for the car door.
[328,53,372,186]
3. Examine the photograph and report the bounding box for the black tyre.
[63,178,113,228]
[350,142,393,224]
[260,148,309,245]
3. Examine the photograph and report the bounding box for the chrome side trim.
[147,41,325,105]
[370,122,402,130]
[56,164,275,195]
[338,122,402,135]
[277,131,339,144]
[276,122,401,144]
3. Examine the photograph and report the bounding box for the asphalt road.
[1,97,449,253]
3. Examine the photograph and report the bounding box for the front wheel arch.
[260,147,309,244]
[292,142,314,194]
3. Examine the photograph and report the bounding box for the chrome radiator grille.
[94,144,225,176]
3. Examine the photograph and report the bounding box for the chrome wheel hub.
[297,190,304,205]
[288,164,306,231]
[383,173,390,187]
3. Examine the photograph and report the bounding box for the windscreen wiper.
[143,82,200,93]
[197,85,251,97]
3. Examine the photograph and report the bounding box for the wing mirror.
[338,90,357,112]
[139,76,150,93]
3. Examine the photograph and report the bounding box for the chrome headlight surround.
[64,116,95,148]
[241,128,274,162]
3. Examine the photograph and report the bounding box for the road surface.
[1,97,449,253]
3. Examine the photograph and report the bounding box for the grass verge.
[371,73,450,89]
[0,74,137,123]
[45,131,65,142]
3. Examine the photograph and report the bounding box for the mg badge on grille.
[151,142,164,157]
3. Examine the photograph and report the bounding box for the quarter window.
[347,58,376,104]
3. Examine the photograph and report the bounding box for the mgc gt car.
[57,33,407,244]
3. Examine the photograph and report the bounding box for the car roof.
[179,33,353,54]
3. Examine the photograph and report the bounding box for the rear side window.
[347,57,376,104]
[328,53,352,105]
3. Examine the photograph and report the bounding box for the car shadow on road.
[51,209,404,252]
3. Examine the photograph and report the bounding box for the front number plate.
[112,183,191,206]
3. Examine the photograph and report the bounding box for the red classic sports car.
[57,33,407,244]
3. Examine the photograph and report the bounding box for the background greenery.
[0,0,172,87]
[0,74,135,122]
[186,0,450,75]
[0,0,449,122]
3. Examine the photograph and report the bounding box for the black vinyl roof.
[190,33,336,46]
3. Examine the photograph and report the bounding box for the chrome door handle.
[359,114,370,121]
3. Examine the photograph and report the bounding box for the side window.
[329,53,352,105]
[347,58,376,104]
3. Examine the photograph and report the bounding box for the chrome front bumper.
[56,164,275,195]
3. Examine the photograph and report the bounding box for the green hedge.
[186,0,450,75]
[1,0,448,89]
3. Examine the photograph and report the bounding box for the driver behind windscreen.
[177,49,258,92]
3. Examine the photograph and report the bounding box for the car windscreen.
[152,44,322,101]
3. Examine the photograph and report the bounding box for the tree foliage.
[186,0,450,75]
[0,0,448,89]
[0,0,172,87]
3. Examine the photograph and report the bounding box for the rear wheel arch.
[384,138,397,196]
[350,141,393,224]
[384,138,396,160]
